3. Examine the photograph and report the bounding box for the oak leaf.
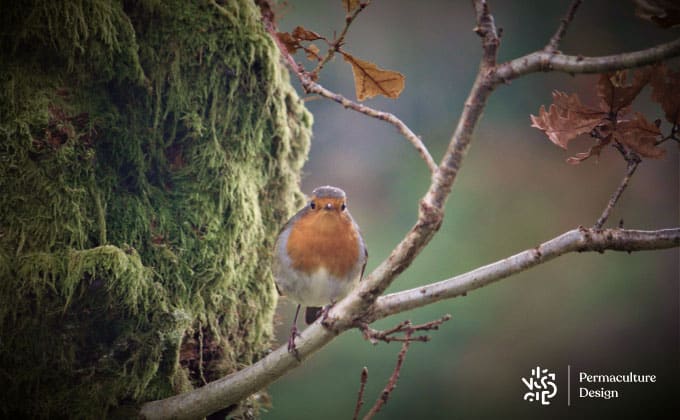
[530,91,605,149]
[277,31,300,54]
[342,52,405,101]
[291,26,324,42]
[277,26,324,55]
[305,44,321,61]
[614,113,665,158]
[565,140,609,165]
[597,69,651,114]
[650,63,680,124]
[633,0,680,28]
[532,68,666,164]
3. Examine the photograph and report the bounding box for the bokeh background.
[265,1,679,419]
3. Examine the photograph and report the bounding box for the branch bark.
[594,158,640,229]
[368,227,680,321]
[138,227,679,420]
[495,37,680,81]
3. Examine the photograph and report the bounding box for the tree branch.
[495,37,680,81]
[312,0,370,76]
[363,331,412,420]
[472,0,501,66]
[352,367,368,420]
[369,227,680,321]
[296,78,438,174]
[593,158,640,229]
[545,0,582,53]
[138,227,679,420]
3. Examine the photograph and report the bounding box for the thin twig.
[352,367,369,420]
[358,314,452,344]
[545,0,582,53]
[363,331,413,420]
[312,0,371,76]
[262,11,438,174]
[594,158,640,229]
[301,80,438,174]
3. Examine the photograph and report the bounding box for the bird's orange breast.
[285,210,360,279]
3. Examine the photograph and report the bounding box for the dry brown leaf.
[650,63,680,124]
[633,0,680,28]
[342,53,405,101]
[342,0,361,13]
[305,44,321,61]
[277,32,300,54]
[292,26,324,41]
[530,91,605,149]
[565,139,609,165]
[532,69,666,164]
[614,113,665,158]
[596,69,651,114]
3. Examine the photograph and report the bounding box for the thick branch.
[138,227,679,420]
[472,0,500,66]
[369,228,680,320]
[495,37,680,81]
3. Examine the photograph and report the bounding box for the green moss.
[0,0,311,418]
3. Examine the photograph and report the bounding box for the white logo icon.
[522,366,557,405]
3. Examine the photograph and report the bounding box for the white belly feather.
[275,265,360,307]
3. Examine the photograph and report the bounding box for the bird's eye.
[341,203,346,211]
[310,201,316,209]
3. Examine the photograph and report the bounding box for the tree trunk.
[0,0,310,418]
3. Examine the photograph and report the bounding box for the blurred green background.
[265,1,678,419]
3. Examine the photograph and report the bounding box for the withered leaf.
[342,0,361,13]
[342,52,405,101]
[277,31,300,54]
[530,91,605,149]
[633,0,680,28]
[614,113,665,158]
[292,25,324,42]
[650,63,680,124]
[565,139,609,165]
[305,44,321,61]
[597,69,651,114]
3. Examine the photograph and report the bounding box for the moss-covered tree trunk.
[0,0,310,418]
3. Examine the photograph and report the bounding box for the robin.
[273,185,367,353]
